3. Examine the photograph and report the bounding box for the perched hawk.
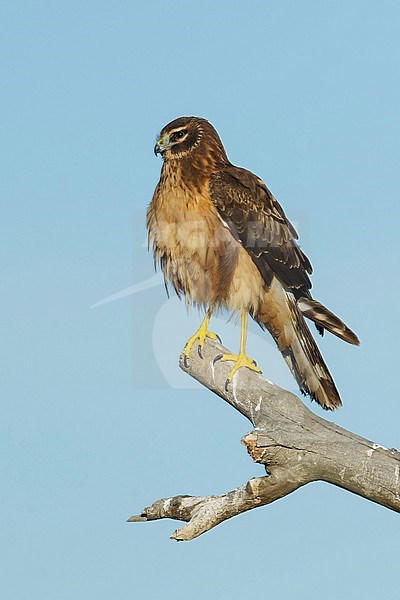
[147,116,359,410]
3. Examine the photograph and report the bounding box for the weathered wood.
[129,339,400,540]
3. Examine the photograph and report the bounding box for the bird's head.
[154,116,227,163]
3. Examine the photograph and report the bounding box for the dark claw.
[224,378,231,392]
[215,333,222,344]
[198,345,204,359]
[213,354,223,365]
[183,355,190,368]
[253,359,258,367]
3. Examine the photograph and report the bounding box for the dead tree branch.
[129,339,400,540]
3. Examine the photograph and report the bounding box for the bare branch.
[128,474,309,541]
[130,339,400,540]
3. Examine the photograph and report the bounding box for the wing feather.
[209,166,312,298]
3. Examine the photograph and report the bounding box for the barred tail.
[298,297,360,346]
[278,311,342,410]
[257,281,344,410]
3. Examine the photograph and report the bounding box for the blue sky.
[1,1,399,598]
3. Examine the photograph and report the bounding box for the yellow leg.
[183,310,221,365]
[214,310,261,386]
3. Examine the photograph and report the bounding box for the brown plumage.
[147,116,359,410]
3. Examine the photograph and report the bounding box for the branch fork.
[129,339,400,540]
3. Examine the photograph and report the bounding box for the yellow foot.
[183,326,221,366]
[213,352,261,390]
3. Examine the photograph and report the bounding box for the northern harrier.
[147,116,359,410]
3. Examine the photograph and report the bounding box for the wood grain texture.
[129,339,400,540]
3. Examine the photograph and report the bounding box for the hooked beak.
[154,134,170,157]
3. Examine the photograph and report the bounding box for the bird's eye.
[172,130,186,141]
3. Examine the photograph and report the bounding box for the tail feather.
[298,297,360,346]
[257,281,347,410]
[279,314,342,410]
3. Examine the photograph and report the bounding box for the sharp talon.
[183,355,189,368]
[213,354,223,365]
[183,320,219,365]
[253,360,258,367]
[215,334,222,344]
[225,379,231,392]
